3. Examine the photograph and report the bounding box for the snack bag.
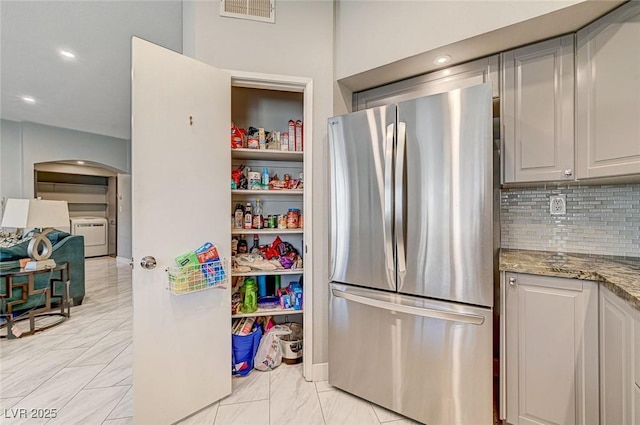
[196,242,226,286]
[231,123,245,149]
[176,251,199,268]
[174,251,205,292]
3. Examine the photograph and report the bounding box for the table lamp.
[0,199,70,270]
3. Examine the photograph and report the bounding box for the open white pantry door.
[131,37,231,424]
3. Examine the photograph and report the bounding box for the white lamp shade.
[1,199,70,229]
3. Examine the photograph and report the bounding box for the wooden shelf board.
[231,189,303,196]
[231,228,302,235]
[232,308,303,319]
[232,269,303,277]
[231,148,303,162]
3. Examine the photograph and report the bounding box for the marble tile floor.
[0,257,420,425]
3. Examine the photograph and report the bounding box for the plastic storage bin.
[232,326,262,376]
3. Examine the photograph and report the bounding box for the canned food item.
[278,214,287,229]
[248,172,261,190]
[287,209,299,229]
[268,215,277,229]
[299,214,303,229]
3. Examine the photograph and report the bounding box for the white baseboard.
[312,362,328,381]
[116,256,131,264]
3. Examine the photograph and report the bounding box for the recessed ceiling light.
[60,50,75,59]
[22,96,36,104]
[434,55,451,65]
[76,161,85,165]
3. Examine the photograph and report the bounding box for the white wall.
[1,119,23,200]
[21,122,130,197]
[117,173,132,261]
[183,0,334,367]
[335,0,583,80]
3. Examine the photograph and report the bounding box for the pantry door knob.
[509,277,516,286]
[140,256,157,270]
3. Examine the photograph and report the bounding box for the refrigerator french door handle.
[384,123,395,286]
[395,121,407,290]
[331,288,485,325]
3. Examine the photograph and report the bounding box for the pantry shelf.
[231,148,303,162]
[232,269,303,277]
[232,308,303,319]
[232,189,303,196]
[231,228,303,235]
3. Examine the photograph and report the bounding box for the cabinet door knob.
[564,169,573,177]
[140,256,157,270]
[509,277,516,286]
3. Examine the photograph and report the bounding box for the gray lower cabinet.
[636,307,640,425]
[635,385,640,425]
[502,35,575,184]
[600,285,636,425]
[503,272,599,425]
[576,1,640,179]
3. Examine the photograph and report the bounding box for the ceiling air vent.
[220,0,275,23]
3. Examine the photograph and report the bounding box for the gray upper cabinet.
[502,35,575,183]
[503,272,599,425]
[576,1,640,179]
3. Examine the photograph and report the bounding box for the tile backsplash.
[501,184,640,257]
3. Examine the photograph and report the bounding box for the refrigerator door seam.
[331,287,485,325]
[395,121,407,291]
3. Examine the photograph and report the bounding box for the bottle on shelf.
[234,203,244,229]
[241,278,258,313]
[237,235,248,254]
[244,202,253,230]
[251,234,260,253]
[253,199,263,229]
[257,275,267,297]
[275,275,281,292]
[261,167,270,190]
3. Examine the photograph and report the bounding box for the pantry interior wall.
[182,0,334,368]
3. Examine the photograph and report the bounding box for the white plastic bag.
[254,325,291,371]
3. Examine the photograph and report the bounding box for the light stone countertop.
[499,249,640,311]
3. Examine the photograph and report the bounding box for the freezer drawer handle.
[332,288,485,325]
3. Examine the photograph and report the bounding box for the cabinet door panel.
[635,385,640,425]
[502,35,574,183]
[576,2,640,178]
[505,273,598,425]
[635,307,640,425]
[600,286,634,425]
[635,308,640,388]
[519,286,576,424]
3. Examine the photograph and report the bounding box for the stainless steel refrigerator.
[328,83,494,425]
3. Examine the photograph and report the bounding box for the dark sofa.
[1,231,86,311]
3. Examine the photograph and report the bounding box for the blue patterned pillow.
[0,233,30,248]
[0,230,70,261]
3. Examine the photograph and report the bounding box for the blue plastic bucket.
[232,326,262,376]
